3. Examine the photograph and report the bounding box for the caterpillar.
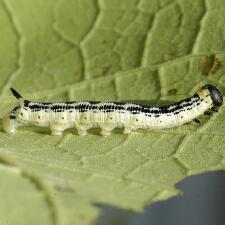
[2,84,223,136]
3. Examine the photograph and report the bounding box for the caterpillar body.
[2,84,223,136]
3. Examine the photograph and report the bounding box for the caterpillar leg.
[50,123,66,136]
[51,129,63,136]
[123,127,133,134]
[193,118,201,124]
[77,129,87,136]
[2,114,17,133]
[211,106,219,112]
[204,111,212,116]
[100,128,112,136]
[204,107,218,117]
[98,123,116,136]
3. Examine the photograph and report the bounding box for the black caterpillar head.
[203,84,223,107]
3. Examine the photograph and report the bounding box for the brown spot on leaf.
[210,57,222,74]
[102,65,111,75]
[168,88,177,96]
[201,55,222,75]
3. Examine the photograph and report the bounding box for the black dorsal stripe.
[22,94,201,116]
[23,100,31,107]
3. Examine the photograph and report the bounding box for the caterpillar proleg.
[2,84,223,136]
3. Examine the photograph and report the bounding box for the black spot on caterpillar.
[2,84,223,136]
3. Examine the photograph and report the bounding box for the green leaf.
[0,0,225,224]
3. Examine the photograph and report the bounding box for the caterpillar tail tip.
[2,113,17,134]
